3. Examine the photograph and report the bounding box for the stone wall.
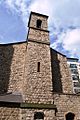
[28,28,49,43]
[0,107,56,120]
[51,49,80,120]
[0,42,27,95]
[54,93,80,120]
[24,41,53,103]
[51,49,73,94]
[21,109,56,120]
[8,43,27,94]
[0,45,14,94]
[0,107,20,120]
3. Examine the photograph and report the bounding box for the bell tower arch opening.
[36,19,42,28]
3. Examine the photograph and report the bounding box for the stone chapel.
[0,12,80,120]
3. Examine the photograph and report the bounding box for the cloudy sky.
[0,0,80,59]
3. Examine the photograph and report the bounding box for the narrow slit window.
[37,62,40,72]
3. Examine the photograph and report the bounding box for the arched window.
[34,112,44,120]
[36,19,42,28]
[66,112,75,120]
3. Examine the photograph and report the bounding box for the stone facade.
[0,107,20,120]
[54,93,80,120]
[0,43,27,94]
[24,42,53,104]
[0,103,56,120]
[21,109,56,120]
[0,12,80,120]
[51,49,73,94]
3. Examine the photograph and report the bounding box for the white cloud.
[29,0,80,59]
[0,0,3,4]
[63,29,80,57]
[50,32,65,49]
[3,0,80,30]
[4,0,30,29]
[29,0,54,16]
[29,0,80,27]
[51,28,80,58]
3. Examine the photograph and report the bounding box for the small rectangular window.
[70,64,77,68]
[74,88,80,93]
[74,82,80,87]
[37,62,40,72]
[72,75,79,80]
[71,69,78,74]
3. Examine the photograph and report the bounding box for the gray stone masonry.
[54,93,80,120]
[0,43,27,95]
[51,49,73,94]
[29,13,48,30]
[0,107,20,120]
[0,12,80,120]
[28,13,50,44]
[21,109,56,120]
[23,12,53,103]
[23,41,53,103]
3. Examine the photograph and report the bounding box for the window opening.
[34,112,44,119]
[72,75,79,80]
[70,64,77,68]
[66,112,75,120]
[74,82,80,87]
[71,69,78,74]
[36,19,42,28]
[37,62,40,72]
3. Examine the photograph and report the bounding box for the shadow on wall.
[50,48,63,93]
[0,45,14,94]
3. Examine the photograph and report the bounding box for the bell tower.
[24,12,53,104]
[27,11,50,44]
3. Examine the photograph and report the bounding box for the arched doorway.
[34,112,44,120]
[66,112,75,120]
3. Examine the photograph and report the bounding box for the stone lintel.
[20,103,57,110]
[0,101,57,110]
